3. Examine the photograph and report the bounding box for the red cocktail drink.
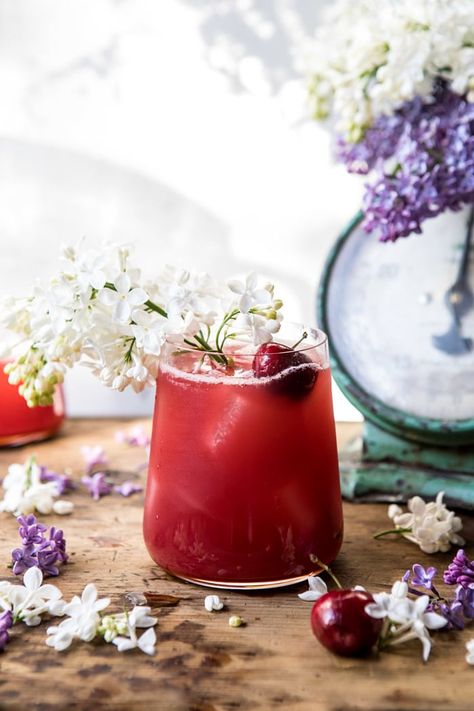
[144,329,342,588]
[0,360,65,446]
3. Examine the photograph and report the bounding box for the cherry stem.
[373,527,412,540]
[291,331,308,350]
[310,554,343,589]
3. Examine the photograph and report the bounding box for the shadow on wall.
[179,0,324,95]
[0,138,234,416]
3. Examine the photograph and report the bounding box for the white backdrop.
[0,0,362,419]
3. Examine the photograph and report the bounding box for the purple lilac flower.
[114,481,143,497]
[0,610,13,652]
[81,445,108,474]
[11,545,37,576]
[456,584,474,619]
[17,514,47,546]
[436,600,465,631]
[81,472,113,501]
[39,466,74,495]
[11,515,67,577]
[337,85,474,241]
[443,549,474,587]
[411,564,438,590]
[115,426,150,448]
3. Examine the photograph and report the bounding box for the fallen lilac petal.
[39,466,75,495]
[0,611,13,652]
[114,481,143,497]
[80,446,108,474]
[456,584,474,619]
[411,564,437,589]
[115,426,151,448]
[82,472,113,501]
[11,545,37,576]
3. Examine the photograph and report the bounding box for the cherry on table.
[252,342,317,397]
[310,589,382,657]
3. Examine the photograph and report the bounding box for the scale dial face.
[326,207,474,423]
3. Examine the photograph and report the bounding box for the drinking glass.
[143,326,342,589]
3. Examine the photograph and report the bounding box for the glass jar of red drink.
[0,360,65,447]
[144,326,343,589]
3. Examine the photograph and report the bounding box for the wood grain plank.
[0,419,472,711]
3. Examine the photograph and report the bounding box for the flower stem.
[309,554,343,589]
[373,527,412,540]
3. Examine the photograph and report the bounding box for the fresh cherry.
[252,342,317,397]
[310,590,382,657]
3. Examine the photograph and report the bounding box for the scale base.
[340,422,474,510]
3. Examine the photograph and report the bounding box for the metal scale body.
[318,207,474,509]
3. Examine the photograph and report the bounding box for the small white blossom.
[46,583,111,650]
[52,500,74,515]
[0,458,73,517]
[386,492,465,553]
[365,580,447,662]
[113,626,157,655]
[99,273,148,324]
[110,607,157,655]
[130,310,165,355]
[204,595,224,612]
[2,567,64,627]
[298,576,328,602]
[228,273,273,313]
[466,639,474,665]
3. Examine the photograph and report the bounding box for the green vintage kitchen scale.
[318,205,474,509]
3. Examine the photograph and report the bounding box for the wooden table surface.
[1,419,474,711]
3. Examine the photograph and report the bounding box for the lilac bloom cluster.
[404,553,474,632]
[337,85,474,242]
[443,549,474,587]
[39,466,74,495]
[11,515,68,577]
[0,610,13,652]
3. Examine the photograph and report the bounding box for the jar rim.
[164,325,328,356]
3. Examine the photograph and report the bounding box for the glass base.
[0,427,61,448]
[173,569,323,591]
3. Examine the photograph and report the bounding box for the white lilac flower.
[204,595,224,612]
[2,240,285,404]
[365,580,410,621]
[298,576,328,602]
[0,458,74,517]
[384,493,465,553]
[228,273,273,314]
[112,626,156,655]
[46,583,111,650]
[109,607,157,654]
[466,639,474,665]
[2,567,64,626]
[309,0,474,140]
[99,272,148,324]
[98,605,156,643]
[365,580,447,662]
[130,310,165,355]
